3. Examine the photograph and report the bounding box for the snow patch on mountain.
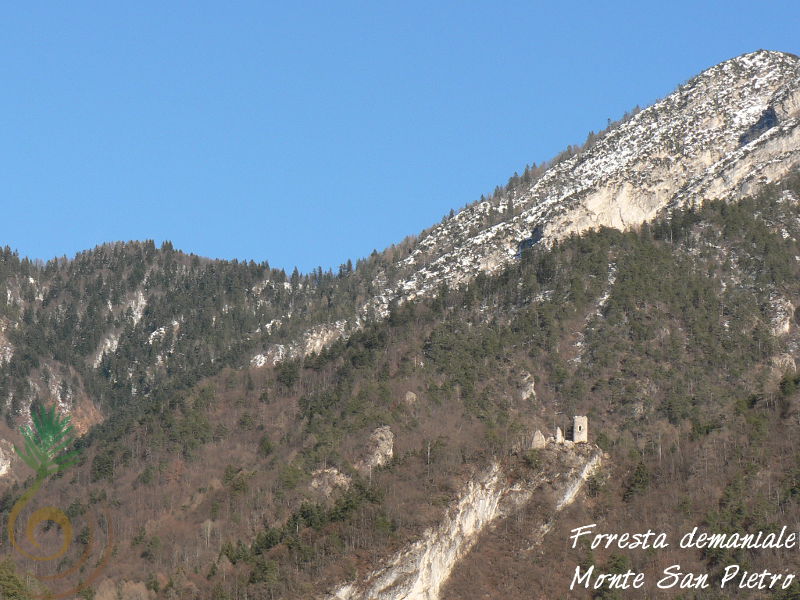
[148,320,180,344]
[93,333,120,368]
[130,290,147,325]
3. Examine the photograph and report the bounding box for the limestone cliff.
[324,446,603,600]
[396,50,800,298]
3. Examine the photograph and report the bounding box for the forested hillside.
[3,172,800,598]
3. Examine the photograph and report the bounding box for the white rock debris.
[303,321,348,356]
[527,452,605,549]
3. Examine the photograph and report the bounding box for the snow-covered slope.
[252,50,800,365]
[396,50,800,298]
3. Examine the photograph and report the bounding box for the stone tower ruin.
[573,416,588,443]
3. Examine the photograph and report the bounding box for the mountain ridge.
[2,50,800,600]
[248,49,800,368]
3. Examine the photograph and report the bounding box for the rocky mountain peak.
[391,49,800,300]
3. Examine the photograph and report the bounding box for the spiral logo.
[6,405,113,598]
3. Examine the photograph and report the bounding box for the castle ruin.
[530,415,588,450]
[573,415,588,443]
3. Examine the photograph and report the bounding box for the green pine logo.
[13,404,78,479]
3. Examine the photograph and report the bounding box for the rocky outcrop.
[251,321,349,367]
[770,295,795,336]
[325,446,603,600]
[0,318,13,365]
[0,439,15,478]
[310,467,352,497]
[355,426,394,474]
[518,371,537,401]
[554,427,565,444]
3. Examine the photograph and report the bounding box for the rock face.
[0,439,14,478]
[531,430,546,449]
[770,295,795,336]
[518,372,537,401]
[310,467,352,497]
[0,319,13,365]
[326,463,509,600]
[250,321,348,367]
[325,446,603,600]
[355,426,394,474]
[396,51,800,298]
[302,321,349,356]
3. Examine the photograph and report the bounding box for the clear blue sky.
[1,2,799,273]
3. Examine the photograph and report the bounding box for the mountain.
[1,50,800,599]
[250,49,800,366]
